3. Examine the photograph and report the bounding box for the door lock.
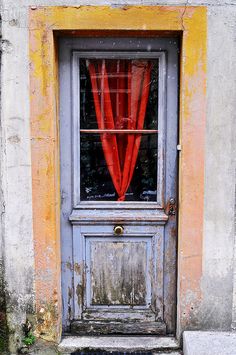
[165,198,176,216]
[114,225,124,235]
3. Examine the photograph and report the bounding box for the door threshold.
[71,320,166,335]
[58,335,179,354]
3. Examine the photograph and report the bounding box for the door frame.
[29,5,207,342]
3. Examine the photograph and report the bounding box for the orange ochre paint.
[29,5,207,341]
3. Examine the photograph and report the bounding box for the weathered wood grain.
[71,320,166,335]
[90,241,147,306]
[83,309,156,322]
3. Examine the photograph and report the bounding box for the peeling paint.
[74,262,81,275]
[1,39,13,53]
[35,303,59,342]
[8,135,21,144]
[76,284,84,307]
[66,261,72,271]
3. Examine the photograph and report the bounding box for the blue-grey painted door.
[59,37,179,335]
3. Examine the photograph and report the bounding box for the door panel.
[71,225,166,334]
[71,223,166,334]
[88,238,149,306]
[59,37,179,335]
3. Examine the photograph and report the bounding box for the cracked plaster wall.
[0,0,236,352]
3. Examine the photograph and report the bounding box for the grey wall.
[202,5,236,330]
[0,13,9,354]
[0,0,236,352]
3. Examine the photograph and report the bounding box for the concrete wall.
[203,5,236,330]
[0,13,9,354]
[0,0,236,353]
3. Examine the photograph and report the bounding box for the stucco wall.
[0,13,9,354]
[0,0,236,353]
[203,5,236,330]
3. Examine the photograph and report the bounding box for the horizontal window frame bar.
[74,51,163,59]
[80,129,158,134]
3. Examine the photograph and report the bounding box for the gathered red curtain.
[88,59,152,201]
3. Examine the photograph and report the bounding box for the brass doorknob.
[114,225,124,235]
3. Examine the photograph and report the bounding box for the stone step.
[71,352,182,355]
[183,331,236,355]
[153,352,182,355]
[58,336,180,354]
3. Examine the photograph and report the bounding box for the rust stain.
[170,225,177,238]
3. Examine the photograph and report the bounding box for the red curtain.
[88,59,152,201]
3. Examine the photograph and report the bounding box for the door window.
[80,58,158,202]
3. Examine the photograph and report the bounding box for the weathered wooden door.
[59,37,178,335]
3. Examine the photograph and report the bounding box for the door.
[59,37,179,335]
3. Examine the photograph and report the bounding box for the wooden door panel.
[71,228,166,335]
[73,226,165,323]
[71,320,166,335]
[88,239,149,306]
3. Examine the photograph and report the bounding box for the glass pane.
[80,133,157,201]
[79,58,158,202]
[80,59,158,130]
